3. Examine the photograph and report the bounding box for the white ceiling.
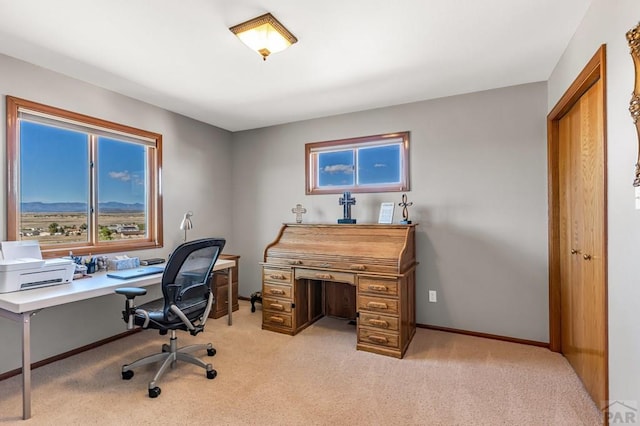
[0,0,592,132]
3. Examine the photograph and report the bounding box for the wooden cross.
[291,204,307,223]
[398,193,413,224]
[339,191,356,221]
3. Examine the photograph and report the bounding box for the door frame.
[547,44,608,389]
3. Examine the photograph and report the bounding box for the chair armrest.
[115,287,148,330]
[115,287,147,299]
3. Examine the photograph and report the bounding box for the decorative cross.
[338,191,357,223]
[398,193,413,224]
[291,204,307,223]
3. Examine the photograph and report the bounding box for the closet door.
[557,77,606,405]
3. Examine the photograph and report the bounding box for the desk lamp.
[179,211,193,242]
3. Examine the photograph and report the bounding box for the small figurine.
[398,193,413,224]
[291,204,307,223]
[338,191,357,224]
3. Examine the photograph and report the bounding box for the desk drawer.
[294,268,355,285]
[359,312,399,331]
[358,277,399,297]
[263,312,292,328]
[263,297,292,313]
[358,295,398,315]
[358,328,399,349]
[263,283,292,299]
[262,268,292,284]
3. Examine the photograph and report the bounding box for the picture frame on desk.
[378,202,394,224]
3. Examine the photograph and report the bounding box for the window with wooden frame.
[305,131,410,194]
[6,96,163,257]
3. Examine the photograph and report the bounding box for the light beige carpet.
[0,301,601,425]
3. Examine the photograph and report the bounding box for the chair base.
[122,330,216,397]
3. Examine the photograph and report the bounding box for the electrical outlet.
[428,290,437,303]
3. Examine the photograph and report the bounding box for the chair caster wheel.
[207,369,217,379]
[162,344,170,352]
[207,348,216,357]
[251,305,256,313]
[122,370,134,380]
[149,387,161,398]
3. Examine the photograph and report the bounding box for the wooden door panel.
[558,78,606,406]
[579,80,607,405]
[558,111,572,357]
[560,101,584,369]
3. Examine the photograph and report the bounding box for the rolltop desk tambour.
[260,223,417,358]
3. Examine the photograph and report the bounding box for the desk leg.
[0,309,34,420]
[227,266,233,326]
[21,312,32,420]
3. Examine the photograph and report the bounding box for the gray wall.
[231,82,549,342]
[547,0,640,408]
[0,54,233,374]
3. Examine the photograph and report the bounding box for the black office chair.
[115,238,225,398]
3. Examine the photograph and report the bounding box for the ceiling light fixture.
[229,13,297,61]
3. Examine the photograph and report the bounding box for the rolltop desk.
[260,223,417,358]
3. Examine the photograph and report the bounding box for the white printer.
[0,241,75,293]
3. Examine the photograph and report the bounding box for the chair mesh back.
[174,245,220,287]
[161,238,225,317]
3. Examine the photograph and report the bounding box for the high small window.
[6,96,163,257]
[306,132,410,194]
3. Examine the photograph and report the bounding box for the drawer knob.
[269,288,285,295]
[368,319,389,328]
[367,301,388,310]
[368,335,388,344]
[368,284,388,292]
[270,303,284,311]
[288,260,302,265]
[268,316,285,324]
[315,273,333,279]
[350,264,366,271]
[269,274,286,280]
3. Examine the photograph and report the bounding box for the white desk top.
[0,258,235,314]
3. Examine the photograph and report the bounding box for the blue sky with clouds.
[318,144,401,187]
[20,121,145,204]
